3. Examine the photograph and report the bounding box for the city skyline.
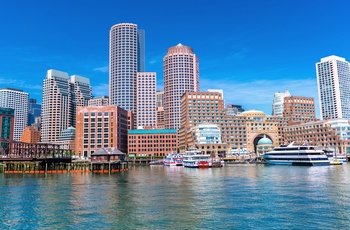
[0,0,350,117]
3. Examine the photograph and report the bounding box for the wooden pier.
[0,138,128,174]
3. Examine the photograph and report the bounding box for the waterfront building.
[283,96,316,125]
[21,126,41,144]
[195,123,227,156]
[75,106,128,158]
[55,126,76,151]
[109,23,144,114]
[0,88,29,141]
[180,91,288,155]
[239,110,283,153]
[196,123,222,144]
[0,107,15,141]
[272,89,291,116]
[91,148,126,163]
[256,135,274,156]
[41,69,92,143]
[88,96,109,106]
[28,98,41,126]
[283,118,350,154]
[128,129,178,157]
[136,72,157,128]
[179,91,225,152]
[316,55,350,120]
[163,43,199,130]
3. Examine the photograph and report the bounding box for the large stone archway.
[253,134,273,154]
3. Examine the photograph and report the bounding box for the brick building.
[21,126,41,143]
[75,106,128,158]
[128,129,178,157]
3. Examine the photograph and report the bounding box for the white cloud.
[0,77,42,90]
[93,66,109,73]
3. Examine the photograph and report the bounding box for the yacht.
[263,142,330,166]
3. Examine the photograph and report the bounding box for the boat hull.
[265,160,330,166]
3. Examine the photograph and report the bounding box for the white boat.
[183,148,223,168]
[163,153,183,166]
[263,142,330,166]
[324,150,347,165]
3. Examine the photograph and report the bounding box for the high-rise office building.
[316,55,350,120]
[136,72,156,128]
[41,69,92,143]
[42,70,70,143]
[272,89,291,116]
[70,75,92,127]
[28,98,41,126]
[0,88,29,141]
[163,43,199,130]
[109,23,145,113]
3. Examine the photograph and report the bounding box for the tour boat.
[183,148,212,168]
[163,153,183,166]
[263,142,330,166]
[182,148,223,168]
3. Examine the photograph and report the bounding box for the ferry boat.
[163,153,183,166]
[183,148,223,168]
[263,142,330,166]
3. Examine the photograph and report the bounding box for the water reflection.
[1,165,350,229]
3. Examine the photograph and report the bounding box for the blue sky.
[0,0,349,117]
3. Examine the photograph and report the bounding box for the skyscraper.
[163,43,199,130]
[28,98,41,126]
[136,72,156,128]
[316,55,350,120]
[42,70,70,143]
[70,75,92,127]
[0,88,28,141]
[109,23,145,113]
[41,69,92,143]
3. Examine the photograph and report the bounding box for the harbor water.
[1,164,350,229]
